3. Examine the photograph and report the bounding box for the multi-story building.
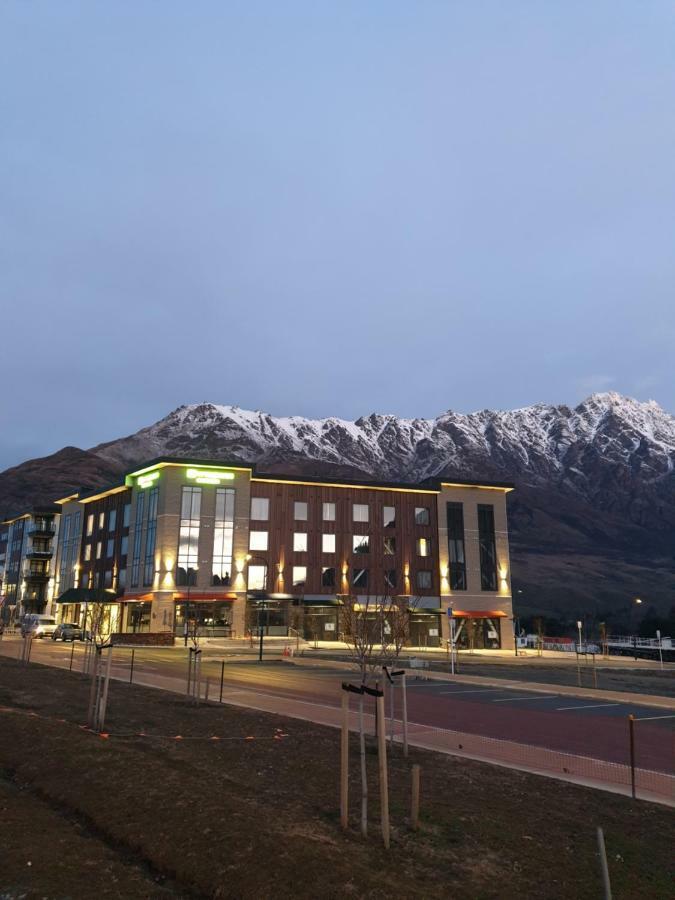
[51,457,515,649]
[0,507,60,622]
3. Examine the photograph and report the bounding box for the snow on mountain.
[91,392,675,498]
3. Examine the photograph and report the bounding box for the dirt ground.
[0,657,672,900]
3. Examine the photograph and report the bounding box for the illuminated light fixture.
[138,470,160,489]
[186,468,235,485]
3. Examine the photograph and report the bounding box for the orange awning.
[450,610,508,618]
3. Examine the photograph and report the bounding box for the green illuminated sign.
[137,471,160,489]
[186,468,235,485]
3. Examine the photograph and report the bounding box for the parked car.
[51,622,85,642]
[20,615,57,638]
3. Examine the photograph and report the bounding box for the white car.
[20,614,57,638]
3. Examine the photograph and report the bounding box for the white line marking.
[492,695,558,702]
[438,688,507,695]
[556,703,620,711]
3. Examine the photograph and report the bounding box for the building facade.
[0,507,60,622]
[46,458,515,649]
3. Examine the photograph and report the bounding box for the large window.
[248,564,266,591]
[416,570,432,590]
[108,509,117,532]
[120,535,129,556]
[293,532,307,552]
[353,535,369,554]
[352,568,368,589]
[176,486,201,586]
[322,533,335,553]
[321,566,335,587]
[383,506,396,528]
[294,501,308,521]
[84,543,91,562]
[416,537,431,557]
[292,566,307,589]
[322,502,335,521]
[447,502,466,591]
[415,507,430,526]
[143,487,159,586]
[249,531,269,551]
[478,504,498,591]
[130,491,145,587]
[353,503,369,523]
[123,503,131,528]
[384,569,397,590]
[251,497,269,520]
[86,514,94,537]
[107,538,115,558]
[213,488,235,586]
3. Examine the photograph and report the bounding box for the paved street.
[3,637,673,776]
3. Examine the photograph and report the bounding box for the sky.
[1,2,674,471]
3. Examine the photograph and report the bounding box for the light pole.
[576,619,583,654]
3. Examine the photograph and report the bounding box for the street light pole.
[576,619,583,654]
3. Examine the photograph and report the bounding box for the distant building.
[0,507,60,623]
[50,458,515,649]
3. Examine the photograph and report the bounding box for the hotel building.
[43,457,515,649]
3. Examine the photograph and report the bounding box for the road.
[4,637,674,775]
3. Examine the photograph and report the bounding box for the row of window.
[251,497,431,527]
[85,504,131,538]
[249,531,432,556]
[246,565,434,592]
[84,534,129,562]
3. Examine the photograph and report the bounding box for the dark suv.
[51,622,84,642]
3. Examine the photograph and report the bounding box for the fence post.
[186,648,193,697]
[219,660,225,703]
[596,826,612,899]
[69,641,75,671]
[628,715,636,800]
[340,693,349,830]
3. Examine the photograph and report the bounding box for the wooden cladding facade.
[249,480,440,597]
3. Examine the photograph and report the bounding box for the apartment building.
[0,507,60,622]
[47,457,515,649]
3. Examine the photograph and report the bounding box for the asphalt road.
[5,638,674,775]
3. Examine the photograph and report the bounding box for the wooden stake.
[402,673,409,759]
[411,764,420,830]
[98,645,113,731]
[340,693,349,830]
[358,695,368,837]
[597,826,612,899]
[376,694,390,849]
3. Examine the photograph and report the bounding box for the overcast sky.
[1,2,674,470]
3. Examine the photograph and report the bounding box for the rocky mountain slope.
[3,393,674,625]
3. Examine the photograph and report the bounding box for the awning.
[56,588,119,604]
[450,610,508,618]
[173,592,237,601]
[302,598,342,607]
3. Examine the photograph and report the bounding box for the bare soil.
[0,657,672,899]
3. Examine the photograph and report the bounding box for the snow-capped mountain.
[91,392,675,499]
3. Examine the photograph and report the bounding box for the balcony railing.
[28,523,56,537]
[26,549,53,560]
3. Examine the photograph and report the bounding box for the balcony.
[25,569,50,582]
[28,523,56,538]
[26,549,53,560]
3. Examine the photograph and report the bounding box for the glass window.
[86,514,94,537]
[321,566,336,587]
[103,570,113,588]
[322,502,336,521]
[143,486,159,586]
[353,503,369,523]
[478,504,498,591]
[292,566,307,588]
[108,509,117,532]
[249,531,268,551]
[384,569,397,590]
[293,532,307,552]
[106,538,114,558]
[384,536,396,555]
[447,502,466,591]
[98,512,105,529]
[416,537,431,557]
[415,507,430,526]
[84,543,91,562]
[383,506,396,528]
[118,568,127,589]
[353,535,369,554]
[322,533,335,553]
[294,501,308,521]
[96,541,102,559]
[123,504,131,528]
[176,486,201,587]
[131,490,145,587]
[352,568,368,589]
[248,564,266,591]
[120,535,129,556]
[416,570,432,589]
[251,497,269,520]
[213,489,235,586]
